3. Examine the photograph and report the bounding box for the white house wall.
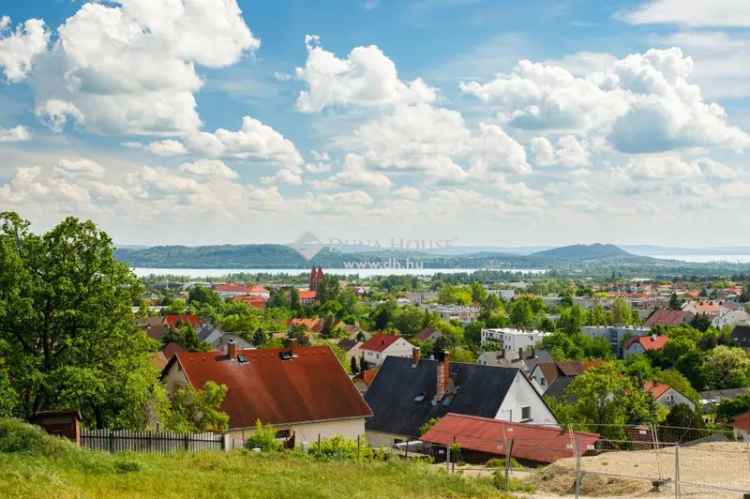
[495,372,557,425]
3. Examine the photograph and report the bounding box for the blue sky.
[2,0,750,247]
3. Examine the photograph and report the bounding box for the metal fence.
[81,429,227,453]
[411,422,750,498]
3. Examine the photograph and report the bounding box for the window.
[521,406,531,421]
[540,377,545,386]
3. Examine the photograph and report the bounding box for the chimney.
[411,347,421,367]
[436,350,450,401]
[227,338,236,359]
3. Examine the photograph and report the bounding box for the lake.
[656,255,750,263]
[132,267,547,278]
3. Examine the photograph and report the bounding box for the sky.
[2,0,750,248]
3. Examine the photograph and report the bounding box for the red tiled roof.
[420,413,599,464]
[288,318,322,332]
[733,411,750,432]
[233,295,268,309]
[166,346,372,429]
[625,335,669,352]
[162,342,185,360]
[644,381,672,400]
[213,283,251,293]
[415,327,440,342]
[248,285,269,293]
[360,333,402,353]
[645,309,692,327]
[298,290,317,300]
[163,314,202,329]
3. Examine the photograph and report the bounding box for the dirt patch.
[526,464,652,497]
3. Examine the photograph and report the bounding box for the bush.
[308,435,370,460]
[0,418,77,457]
[244,420,282,452]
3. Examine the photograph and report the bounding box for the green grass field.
[0,419,511,499]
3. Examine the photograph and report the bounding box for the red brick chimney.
[227,338,236,359]
[411,347,421,367]
[436,350,450,400]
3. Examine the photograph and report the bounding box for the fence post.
[109,429,115,453]
[674,444,680,499]
[357,435,361,461]
[184,433,189,451]
[573,435,582,499]
[504,439,514,491]
[446,440,451,472]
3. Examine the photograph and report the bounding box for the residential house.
[337,338,364,367]
[581,325,651,357]
[298,289,317,305]
[733,411,750,442]
[682,300,724,319]
[699,387,750,409]
[644,381,695,411]
[233,294,268,310]
[644,308,694,328]
[477,349,553,372]
[140,314,203,343]
[360,333,415,368]
[731,325,750,349]
[288,318,323,334]
[161,344,372,448]
[364,349,558,447]
[624,335,669,358]
[713,309,750,329]
[480,328,549,358]
[353,367,379,394]
[420,413,599,465]
[213,283,252,299]
[415,326,443,343]
[529,360,600,395]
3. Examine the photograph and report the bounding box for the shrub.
[114,460,142,473]
[244,420,282,452]
[0,418,77,457]
[308,435,371,460]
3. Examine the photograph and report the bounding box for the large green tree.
[0,212,164,428]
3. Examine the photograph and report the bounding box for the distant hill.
[531,244,631,261]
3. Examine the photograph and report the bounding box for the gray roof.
[699,387,750,402]
[544,375,574,398]
[732,325,750,348]
[364,356,520,437]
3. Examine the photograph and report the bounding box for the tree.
[470,283,488,304]
[289,288,301,312]
[166,381,229,433]
[394,306,425,336]
[659,404,705,443]
[669,293,682,311]
[554,363,654,440]
[267,288,288,309]
[558,304,585,335]
[253,328,268,346]
[0,212,163,428]
[188,286,222,309]
[611,298,634,325]
[372,300,395,330]
[690,313,712,333]
[161,324,211,352]
[316,275,340,305]
[509,300,533,330]
[701,346,750,389]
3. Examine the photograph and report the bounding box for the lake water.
[656,255,750,263]
[132,267,547,278]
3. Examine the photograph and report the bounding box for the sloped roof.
[364,356,521,437]
[164,346,372,429]
[213,283,251,293]
[356,367,380,387]
[360,333,403,353]
[732,325,750,347]
[625,335,669,352]
[337,339,361,352]
[298,290,317,300]
[535,362,561,385]
[644,381,672,400]
[645,309,693,327]
[415,327,441,342]
[163,314,202,330]
[544,375,574,398]
[162,342,185,360]
[421,413,599,464]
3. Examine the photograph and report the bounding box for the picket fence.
[81,429,227,453]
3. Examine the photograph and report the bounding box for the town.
[3,212,750,498]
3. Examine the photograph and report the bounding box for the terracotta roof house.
[421,413,599,465]
[644,381,695,411]
[233,295,268,310]
[298,289,317,305]
[364,349,557,448]
[162,344,372,448]
[415,327,443,343]
[213,283,253,298]
[732,325,750,349]
[288,318,323,333]
[682,300,723,318]
[733,411,750,442]
[644,309,694,328]
[360,333,415,367]
[162,342,185,360]
[624,335,669,358]
[353,367,379,394]
[163,314,202,330]
[337,338,364,366]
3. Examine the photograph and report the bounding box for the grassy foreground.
[0,420,510,499]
